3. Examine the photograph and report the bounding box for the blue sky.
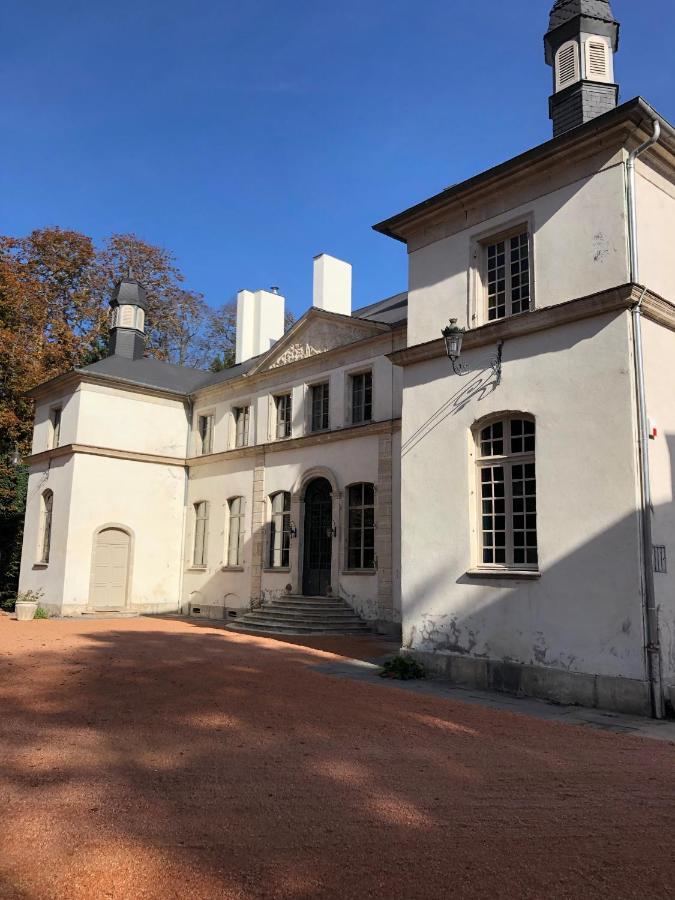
[2,1,674,318]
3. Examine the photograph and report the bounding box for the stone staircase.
[228,595,371,636]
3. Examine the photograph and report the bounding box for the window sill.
[33,562,49,570]
[466,568,540,580]
[187,566,208,572]
[221,566,245,572]
[342,569,377,576]
[263,567,291,574]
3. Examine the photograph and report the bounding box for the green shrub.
[380,655,426,681]
[34,606,49,619]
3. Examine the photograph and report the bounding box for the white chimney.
[235,288,285,364]
[313,254,352,316]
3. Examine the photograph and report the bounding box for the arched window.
[347,483,375,570]
[555,40,579,91]
[475,417,538,569]
[269,492,291,568]
[193,501,209,567]
[39,490,53,564]
[227,497,245,567]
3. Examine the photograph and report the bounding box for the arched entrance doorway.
[302,478,333,597]
[90,527,131,609]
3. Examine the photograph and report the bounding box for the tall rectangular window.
[485,230,531,321]
[198,414,214,455]
[269,491,291,568]
[310,383,329,433]
[227,497,245,567]
[50,407,62,449]
[350,372,372,425]
[274,394,292,439]
[347,483,375,570]
[476,417,537,569]
[234,406,250,448]
[39,490,53,564]
[193,501,209,567]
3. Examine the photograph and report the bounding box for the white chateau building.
[19,1,675,716]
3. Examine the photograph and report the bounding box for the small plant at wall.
[380,655,426,681]
[34,606,50,619]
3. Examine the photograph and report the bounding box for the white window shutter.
[585,39,610,83]
[555,41,579,91]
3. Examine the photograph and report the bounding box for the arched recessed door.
[91,527,131,609]
[302,478,333,597]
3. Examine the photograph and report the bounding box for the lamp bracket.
[452,340,504,384]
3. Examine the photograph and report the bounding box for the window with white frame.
[50,407,62,449]
[476,417,538,569]
[347,483,375,570]
[193,501,209,566]
[485,230,531,321]
[310,383,329,432]
[234,406,250,448]
[226,497,245,567]
[274,394,292,439]
[197,414,214,455]
[269,491,291,568]
[39,489,53,564]
[350,372,372,425]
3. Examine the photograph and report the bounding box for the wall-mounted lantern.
[442,319,504,384]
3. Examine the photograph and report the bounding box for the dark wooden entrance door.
[302,478,333,596]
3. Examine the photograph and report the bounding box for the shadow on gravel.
[1,623,674,898]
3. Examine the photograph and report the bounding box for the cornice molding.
[387,283,669,368]
[25,443,187,468]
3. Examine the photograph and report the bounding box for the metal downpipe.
[626,119,664,718]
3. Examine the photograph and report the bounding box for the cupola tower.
[545,0,620,137]
[108,274,148,360]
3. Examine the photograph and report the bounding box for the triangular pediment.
[249,309,389,374]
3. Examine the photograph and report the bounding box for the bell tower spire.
[108,274,148,360]
[545,0,620,137]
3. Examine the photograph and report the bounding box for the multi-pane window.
[198,414,214,455]
[350,372,373,425]
[269,491,291,568]
[274,394,292,439]
[193,501,209,566]
[234,406,250,448]
[347,483,376,570]
[310,383,329,432]
[477,417,538,569]
[486,230,531,321]
[226,497,245,567]
[39,490,53,564]
[50,407,62,449]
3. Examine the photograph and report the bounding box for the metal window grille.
[310,383,329,432]
[347,483,376,569]
[486,231,531,321]
[654,545,667,574]
[478,418,538,569]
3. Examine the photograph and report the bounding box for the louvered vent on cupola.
[555,41,579,91]
[585,39,611,82]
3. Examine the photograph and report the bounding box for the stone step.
[264,603,353,614]
[230,619,370,635]
[245,612,366,626]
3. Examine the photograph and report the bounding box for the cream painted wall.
[641,317,675,688]
[19,457,75,611]
[32,390,81,454]
[400,312,645,681]
[75,383,189,457]
[635,159,675,302]
[407,163,629,347]
[62,454,186,614]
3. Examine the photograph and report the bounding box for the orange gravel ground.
[1,615,674,900]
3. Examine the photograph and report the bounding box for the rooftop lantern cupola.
[108,273,148,360]
[545,0,620,138]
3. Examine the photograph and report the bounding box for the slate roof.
[73,290,408,397]
[549,0,616,29]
